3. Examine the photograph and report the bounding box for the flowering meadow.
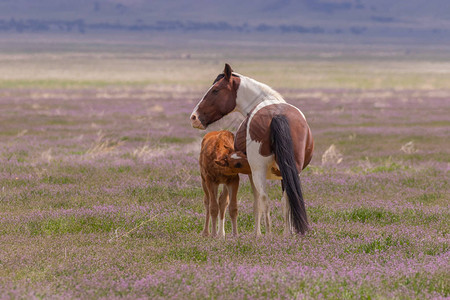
[0,39,449,299]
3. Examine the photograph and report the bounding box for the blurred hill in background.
[0,0,449,43]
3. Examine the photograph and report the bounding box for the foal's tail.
[270,115,309,234]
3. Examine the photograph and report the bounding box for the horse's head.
[190,63,240,130]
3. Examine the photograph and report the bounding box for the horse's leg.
[201,177,210,237]
[248,175,261,236]
[281,180,287,235]
[262,179,274,235]
[218,185,229,238]
[249,175,267,231]
[206,180,219,237]
[281,180,292,236]
[250,174,271,235]
[257,181,271,235]
[227,177,239,236]
[283,191,293,236]
[249,170,269,236]
[264,201,272,235]
[247,141,274,236]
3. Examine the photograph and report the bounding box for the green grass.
[25,216,122,235]
[352,235,409,254]
[165,246,208,262]
[41,175,76,185]
[407,192,442,204]
[344,207,399,224]
[394,273,450,297]
[1,38,450,90]
[126,185,204,204]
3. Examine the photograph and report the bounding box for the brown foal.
[199,130,250,237]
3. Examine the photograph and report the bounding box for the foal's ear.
[224,63,233,81]
[215,157,229,167]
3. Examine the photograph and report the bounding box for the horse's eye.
[212,89,219,95]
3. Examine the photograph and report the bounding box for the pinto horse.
[199,130,250,237]
[191,64,314,236]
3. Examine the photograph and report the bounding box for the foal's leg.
[227,177,240,236]
[206,181,219,237]
[201,177,210,236]
[218,185,229,238]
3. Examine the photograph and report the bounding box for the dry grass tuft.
[322,144,343,166]
[400,141,418,154]
[87,131,123,156]
[41,148,53,163]
[131,145,158,162]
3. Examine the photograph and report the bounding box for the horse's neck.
[235,75,285,115]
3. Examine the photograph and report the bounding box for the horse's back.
[235,103,313,172]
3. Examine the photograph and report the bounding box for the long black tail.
[270,115,309,234]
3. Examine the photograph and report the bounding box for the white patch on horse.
[235,74,285,115]
[235,73,284,101]
[247,99,285,131]
[218,216,225,237]
[190,84,214,118]
[246,141,274,235]
[230,153,240,159]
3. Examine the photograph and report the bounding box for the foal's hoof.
[202,231,210,237]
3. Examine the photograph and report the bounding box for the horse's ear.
[224,63,233,81]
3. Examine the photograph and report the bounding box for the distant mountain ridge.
[0,0,449,41]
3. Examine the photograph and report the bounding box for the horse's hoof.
[202,231,210,237]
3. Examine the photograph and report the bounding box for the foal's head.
[215,151,251,175]
[190,63,240,130]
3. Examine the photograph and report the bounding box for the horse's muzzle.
[190,112,206,130]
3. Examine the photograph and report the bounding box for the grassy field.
[0,36,449,298]
[1,34,450,90]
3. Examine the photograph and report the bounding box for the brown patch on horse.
[195,64,241,128]
[234,117,249,155]
[238,103,314,172]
